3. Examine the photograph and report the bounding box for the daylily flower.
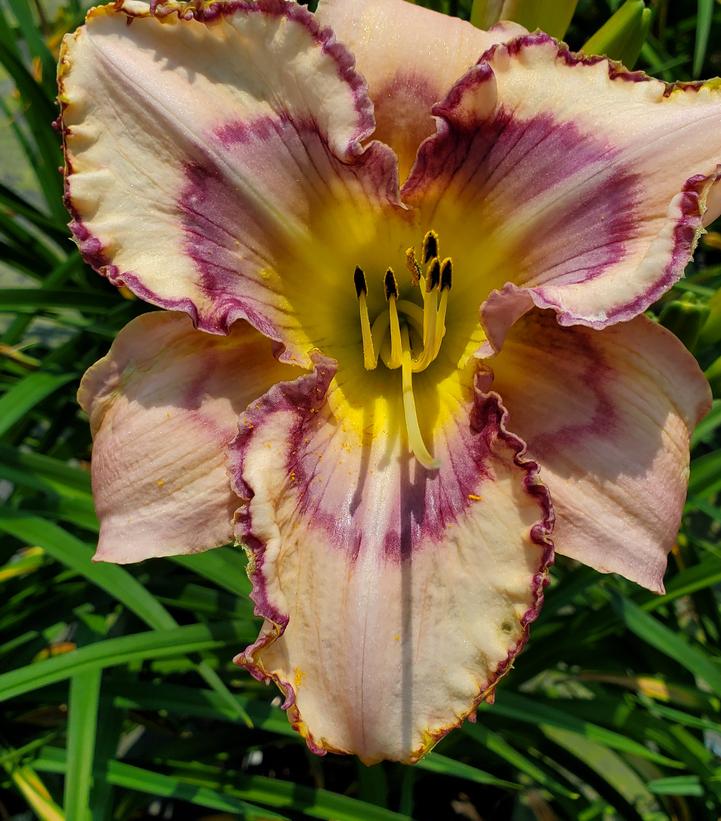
[62,0,718,763]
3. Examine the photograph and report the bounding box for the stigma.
[353,230,452,469]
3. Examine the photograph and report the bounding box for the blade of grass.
[0,621,251,703]
[481,692,683,768]
[37,747,289,820]
[693,0,714,77]
[611,593,721,696]
[64,669,102,821]
[0,370,77,438]
[0,512,254,726]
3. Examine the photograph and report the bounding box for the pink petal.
[79,311,297,563]
[488,309,710,592]
[229,355,552,763]
[316,0,525,178]
[60,0,402,366]
[402,34,721,351]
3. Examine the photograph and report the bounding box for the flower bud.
[471,0,578,39]
[658,296,710,352]
[581,0,652,68]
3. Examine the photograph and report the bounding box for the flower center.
[353,231,453,470]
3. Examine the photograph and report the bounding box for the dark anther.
[422,230,439,264]
[354,265,367,298]
[440,258,453,291]
[427,258,441,291]
[384,268,399,300]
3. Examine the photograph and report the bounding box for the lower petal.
[79,312,297,563]
[229,355,552,763]
[488,310,710,592]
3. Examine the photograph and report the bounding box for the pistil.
[401,325,440,470]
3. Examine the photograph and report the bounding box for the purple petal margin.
[405,31,721,352]
[227,354,555,760]
[58,0,383,339]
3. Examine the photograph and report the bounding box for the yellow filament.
[396,299,424,336]
[358,292,377,370]
[432,289,449,360]
[371,311,390,359]
[388,296,403,369]
[401,326,439,470]
[411,285,437,373]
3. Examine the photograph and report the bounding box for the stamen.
[354,266,377,370]
[401,325,439,470]
[440,257,453,292]
[433,257,452,359]
[384,267,399,300]
[410,257,439,372]
[405,248,421,285]
[426,257,441,292]
[422,230,439,264]
[385,268,403,369]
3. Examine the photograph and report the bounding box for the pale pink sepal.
[488,310,711,592]
[78,312,297,563]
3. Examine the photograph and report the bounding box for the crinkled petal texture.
[403,34,721,351]
[229,355,552,763]
[488,310,710,593]
[59,0,404,365]
[316,0,526,178]
[79,311,297,563]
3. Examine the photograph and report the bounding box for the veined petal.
[403,34,721,350]
[229,355,552,763]
[60,0,403,365]
[488,309,710,593]
[79,311,297,563]
[316,0,526,178]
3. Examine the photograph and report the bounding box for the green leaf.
[689,448,721,497]
[171,547,251,598]
[611,593,721,698]
[64,670,102,821]
[36,747,412,821]
[481,692,683,768]
[0,41,64,222]
[647,775,703,796]
[462,722,579,798]
[37,747,289,821]
[693,0,714,78]
[417,752,520,789]
[0,371,77,438]
[0,512,254,727]
[0,621,251,703]
[691,400,721,448]
[0,289,118,313]
[0,512,174,630]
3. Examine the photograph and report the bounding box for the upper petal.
[60,0,402,365]
[316,0,526,179]
[488,309,710,593]
[229,354,552,763]
[402,34,721,350]
[79,311,297,563]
